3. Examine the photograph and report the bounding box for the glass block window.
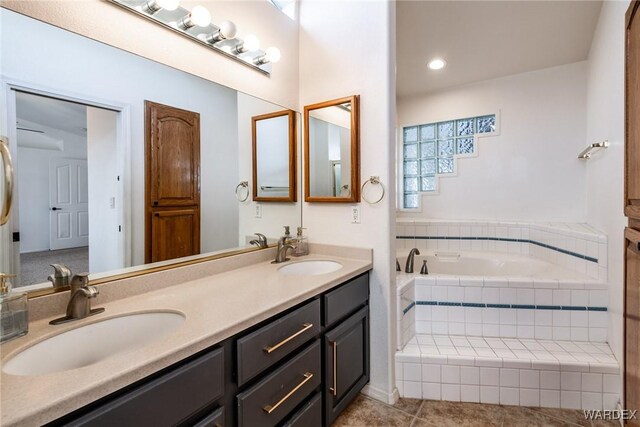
[402,114,496,208]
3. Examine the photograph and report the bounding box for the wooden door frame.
[0,78,132,285]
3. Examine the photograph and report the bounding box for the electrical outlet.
[351,205,360,223]
[255,203,262,218]
[109,197,116,209]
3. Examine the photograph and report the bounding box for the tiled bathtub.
[394,246,619,410]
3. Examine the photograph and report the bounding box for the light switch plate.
[351,205,360,224]
[255,203,262,218]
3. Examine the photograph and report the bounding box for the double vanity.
[0,246,372,426]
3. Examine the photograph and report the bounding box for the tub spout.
[420,259,429,275]
[405,248,420,273]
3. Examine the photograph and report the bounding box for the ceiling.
[396,0,603,98]
[16,91,87,137]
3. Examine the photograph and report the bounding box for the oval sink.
[278,260,343,276]
[3,311,185,376]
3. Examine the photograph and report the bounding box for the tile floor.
[403,335,616,364]
[333,394,619,426]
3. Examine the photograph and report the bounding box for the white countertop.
[0,252,372,426]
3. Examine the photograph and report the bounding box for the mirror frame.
[304,95,360,203]
[251,110,297,202]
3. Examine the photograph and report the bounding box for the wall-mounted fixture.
[578,140,609,159]
[361,176,385,205]
[107,0,281,75]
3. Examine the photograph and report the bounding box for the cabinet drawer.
[192,407,224,427]
[283,392,322,427]
[237,299,320,386]
[324,273,368,328]
[237,340,321,427]
[66,347,224,427]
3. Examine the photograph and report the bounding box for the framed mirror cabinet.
[304,95,360,203]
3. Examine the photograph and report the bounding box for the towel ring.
[361,176,384,204]
[340,185,351,197]
[235,181,250,202]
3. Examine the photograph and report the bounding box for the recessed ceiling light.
[428,58,446,70]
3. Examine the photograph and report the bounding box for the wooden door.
[145,101,200,263]
[49,158,89,250]
[625,2,640,423]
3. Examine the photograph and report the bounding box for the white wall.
[0,0,300,110]
[584,0,628,397]
[397,61,589,222]
[16,122,87,253]
[237,92,301,243]
[87,107,121,273]
[2,9,240,266]
[299,0,397,403]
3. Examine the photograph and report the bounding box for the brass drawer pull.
[329,340,337,396]
[264,323,313,354]
[263,372,314,414]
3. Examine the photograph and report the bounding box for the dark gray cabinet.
[237,340,321,427]
[58,347,225,427]
[324,306,370,425]
[51,271,369,427]
[236,299,321,386]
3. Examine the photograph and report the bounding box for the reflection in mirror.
[0,9,301,291]
[252,110,296,202]
[304,96,360,202]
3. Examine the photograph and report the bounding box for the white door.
[49,158,89,250]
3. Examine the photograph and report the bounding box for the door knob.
[51,207,62,211]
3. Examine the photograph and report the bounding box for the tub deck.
[396,334,619,410]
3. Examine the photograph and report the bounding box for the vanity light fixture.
[254,47,281,65]
[205,20,237,44]
[177,5,212,29]
[428,58,446,70]
[142,0,180,14]
[234,34,261,54]
[107,0,278,74]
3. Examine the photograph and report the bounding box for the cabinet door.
[146,101,200,208]
[324,306,369,425]
[625,228,640,425]
[150,208,200,262]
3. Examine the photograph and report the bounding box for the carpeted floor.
[19,247,89,287]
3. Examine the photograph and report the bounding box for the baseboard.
[361,384,399,405]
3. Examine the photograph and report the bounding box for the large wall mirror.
[304,95,360,203]
[252,110,296,202]
[0,9,302,294]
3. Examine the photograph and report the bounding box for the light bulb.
[219,20,238,39]
[428,58,446,70]
[243,34,260,52]
[190,6,212,27]
[265,47,281,63]
[156,0,180,11]
[220,45,233,54]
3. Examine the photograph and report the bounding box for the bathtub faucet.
[420,259,429,275]
[405,248,420,273]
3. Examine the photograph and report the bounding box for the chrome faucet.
[48,263,71,288]
[250,233,268,248]
[405,248,421,273]
[50,273,105,325]
[272,236,296,264]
